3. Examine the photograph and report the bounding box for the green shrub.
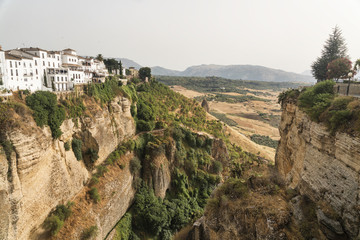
[212,160,223,174]
[250,134,278,149]
[81,225,98,240]
[64,141,70,151]
[96,165,108,177]
[87,148,99,165]
[44,202,73,236]
[114,213,132,240]
[72,138,83,160]
[25,91,66,138]
[130,157,142,174]
[89,176,99,186]
[136,120,154,132]
[328,109,352,134]
[44,215,64,236]
[89,187,100,203]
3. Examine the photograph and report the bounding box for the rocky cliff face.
[276,102,360,239]
[0,96,136,240]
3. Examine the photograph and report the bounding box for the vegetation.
[114,213,139,240]
[195,93,269,104]
[89,187,100,203]
[25,91,66,138]
[44,202,74,236]
[210,112,237,127]
[81,225,98,240]
[280,80,360,135]
[85,77,123,104]
[250,134,278,149]
[60,97,86,120]
[327,57,352,81]
[133,80,224,138]
[104,58,121,74]
[139,67,151,81]
[64,141,70,151]
[157,75,305,92]
[311,26,348,82]
[72,138,83,160]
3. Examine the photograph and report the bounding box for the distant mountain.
[115,58,142,69]
[301,70,312,76]
[151,66,182,76]
[153,64,316,83]
[108,57,315,83]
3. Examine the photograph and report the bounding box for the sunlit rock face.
[0,96,135,240]
[276,102,360,239]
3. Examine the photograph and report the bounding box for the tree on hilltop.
[139,67,151,81]
[96,54,104,62]
[327,58,352,82]
[311,26,348,82]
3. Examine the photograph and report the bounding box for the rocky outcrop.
[276,102,360,239]
[0,96,135,240]
[143,146,171,199]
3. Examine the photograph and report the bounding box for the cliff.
[276,102,360,239]
[0,96,136,240]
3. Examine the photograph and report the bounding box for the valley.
[160,77,291,161]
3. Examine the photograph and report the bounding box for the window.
[36,69,38,74]
[11,69,13,76]
[35,60,37,66]
[53,63,55,67]
[10,61,12,68]
[30,63,32,67]
[16,70,18,76]
[43,61,45,66]
[24,62,26,67]
[15,62,17,68]
[57,56,59,60]
[42,53,44,58]
[57,76,59,81]
[58,63,60,67]
[48,62,50,67]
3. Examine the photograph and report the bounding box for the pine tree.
[311,26,348,82]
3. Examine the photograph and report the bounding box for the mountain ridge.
[109,58,315,83]
[153,64,315,83]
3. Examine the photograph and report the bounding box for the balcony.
[23,73,33,77]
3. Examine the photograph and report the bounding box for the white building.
[0,46,108,92]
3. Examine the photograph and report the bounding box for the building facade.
[0,46,109,92]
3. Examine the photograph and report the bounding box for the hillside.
[114,58,142,69]
[104,57,315,83]
[153,64,316,83]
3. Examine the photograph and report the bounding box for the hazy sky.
[0,0,359,73]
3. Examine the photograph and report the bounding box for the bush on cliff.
[298,80,335,121]
[44,202,74,236]
[72,138,83,160]
[25,91,66,138]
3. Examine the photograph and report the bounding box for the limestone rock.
[0,96,136,240]
[275,102,360,238]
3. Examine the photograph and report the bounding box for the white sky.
[0,0,359,73]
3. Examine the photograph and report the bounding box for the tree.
[119,60,123,78]
[103,58,119,74]
[311,26,348,82]
[139,67,151,81]
[327,58,352,82]
[95,54,103,62]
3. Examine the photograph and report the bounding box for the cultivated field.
[170,85,282,161]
